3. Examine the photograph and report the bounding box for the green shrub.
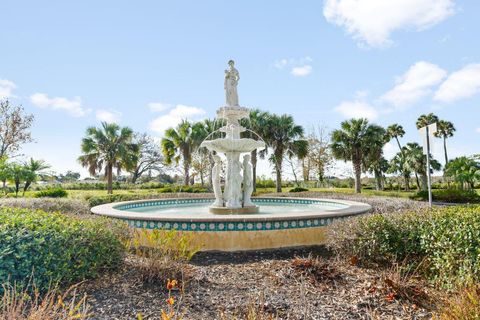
[289,187,309,193]
[33,187,68,198]
[410,189,480,203]
[0,207,127,293]
[327,206,480,288]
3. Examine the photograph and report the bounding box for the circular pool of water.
[91,197,371,251]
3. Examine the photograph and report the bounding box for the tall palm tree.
[331,118,386,193]
[416,113,439,129]
[245,109,269,192]
[78,122,139,194]
[386,124,405,153]
[161,120,205,186]
[262,114,307,192]
[403,142,441,191]
[22,158,50,194]
[434,120,456,165]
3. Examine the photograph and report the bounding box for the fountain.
[91,60,372,251]
[200,60,264,214]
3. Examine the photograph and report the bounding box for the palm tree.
[444,156,480,189]
[403,142,441,191]
[386,124,405,153]
[416,113,439,129]
[161,120,205,186]
[78,122,139,194]
[331,118,386,193]
[245,109,270,192]
[434,120,456,165]
[388,152,411,191]
[262,114,307,192]
[22,158,50,194]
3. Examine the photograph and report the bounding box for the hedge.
[0,208,127,292]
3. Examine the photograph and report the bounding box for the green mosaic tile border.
[121,214,352,232]
[115,197,347,211]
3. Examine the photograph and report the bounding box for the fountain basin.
[92,197,371,251]
[201,138,265,153]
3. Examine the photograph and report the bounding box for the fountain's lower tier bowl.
[91,197,371,251]
[209,205,259,215]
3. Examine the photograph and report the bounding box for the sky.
[1,0,479,179]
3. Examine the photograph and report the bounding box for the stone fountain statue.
[224,60,240,107]
[201,60,265,214]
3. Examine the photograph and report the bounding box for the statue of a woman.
[224,60,240,106]
[242,154,254,207]
[212,155,223,207]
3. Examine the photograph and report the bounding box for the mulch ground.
[79,246,436,320]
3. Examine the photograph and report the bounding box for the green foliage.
[255,178,276,188]
[289,187,309,192]
[0,208,126,292]
[410,189,480,203]
[445,156,480,189]
[34,187,68,198]
[327,206,480,288]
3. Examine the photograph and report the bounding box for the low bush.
[289,187,309,193]
[326,206,480,289]
[33,187,68,198]
[125,229,199,283]
[0,198,90,215]
[0,207,127,293]
[410,189,480,203]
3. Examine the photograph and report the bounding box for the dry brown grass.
[0,284,89,320]
[434,286,480,320]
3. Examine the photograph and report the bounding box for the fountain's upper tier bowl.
[201,138,265,153]
[217,106,250,121]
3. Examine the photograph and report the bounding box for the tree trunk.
[275,157,283,193]
[414,172,420,190]
[403,173,410,191]
[200,171,204,186]
[251,150,257,192]
[353,160,362,193]
[420,174,428,191]
[107,164,113,194]
[374,169,383,191]
[183,161,190,186]
[443,136,448,165]
[2,180,6,195]
[395,137,403,153]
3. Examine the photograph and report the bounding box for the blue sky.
[1,0,479,178]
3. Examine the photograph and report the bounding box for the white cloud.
[30,93,91,117]
[149,104,206,134]
[383,142,399,160]
[434,64,480,103]
[380,61,447,108]
[148,102,171,112]
[0,79,16,99]
[274,57,313,77]
[323,0,455,48]
[476,128,480,134]
[96,110,122,123]
[291,65,313,77]
[334,100,378,120]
